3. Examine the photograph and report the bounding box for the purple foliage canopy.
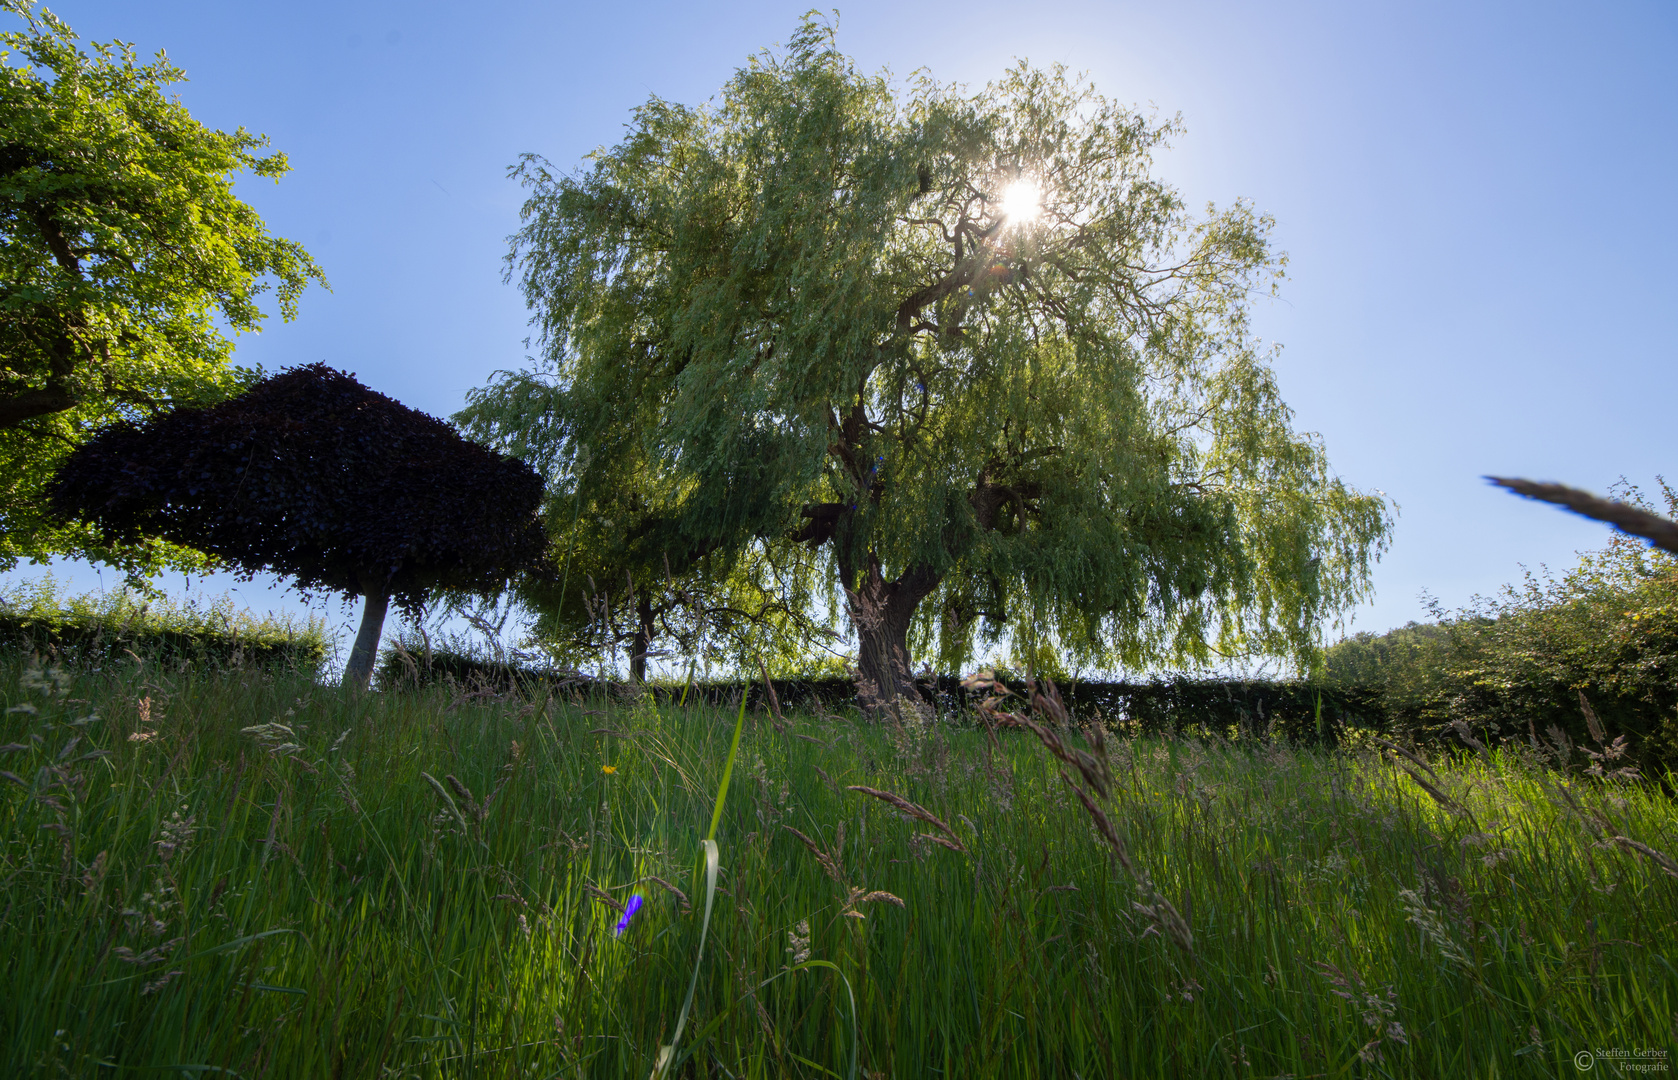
[48,363,547,616]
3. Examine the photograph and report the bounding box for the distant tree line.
[368,479,1678,784]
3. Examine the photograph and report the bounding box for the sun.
[998,178,1042,224]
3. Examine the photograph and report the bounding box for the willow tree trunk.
[343,585,390,689]
[630,590,654,683]
[843,555,940,709]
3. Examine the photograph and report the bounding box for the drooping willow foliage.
[459,14,1392,689]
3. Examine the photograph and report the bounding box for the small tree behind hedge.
[49,364,547,686]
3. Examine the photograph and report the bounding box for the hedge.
[0,577,329,674]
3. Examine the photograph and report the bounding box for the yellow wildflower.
[602,765,617,775]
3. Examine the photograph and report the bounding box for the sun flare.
[999,178,1042,224]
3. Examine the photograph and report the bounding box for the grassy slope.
[2,658,1674,1078]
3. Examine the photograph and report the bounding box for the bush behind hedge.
[1325,543,1678,776]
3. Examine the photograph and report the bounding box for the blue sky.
[9,0,1677,669]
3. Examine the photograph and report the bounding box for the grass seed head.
[786,918,812,965]
[846,785,967,854]
[783,825,843,881]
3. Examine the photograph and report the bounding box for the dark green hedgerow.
[373,640,1384,747]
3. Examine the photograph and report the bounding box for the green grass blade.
[654,692,746,1078]
[652,838,718,1079]
[705,695,748,843]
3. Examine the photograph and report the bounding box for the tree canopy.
[0,0,326,577]
[459,16,1393,700]
[50,364,548,687]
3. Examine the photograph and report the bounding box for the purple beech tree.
[50,364,547,687]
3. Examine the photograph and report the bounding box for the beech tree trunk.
[844,555,940,709]
[343,586,390,689]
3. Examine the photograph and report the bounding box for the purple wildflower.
[613,894,645,937]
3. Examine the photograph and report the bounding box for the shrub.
[1324,496,1678,777]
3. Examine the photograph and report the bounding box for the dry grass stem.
[1373,737,1441,785]
[1067,773,1132,871]
[783,825,844,882]
[643,875,693,911]
[845,785,967,854]
[1607,836,1678,877]
[583,884,625,913]
[1488,477,1678,554]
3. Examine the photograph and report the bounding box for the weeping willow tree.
[459,16,1393,702]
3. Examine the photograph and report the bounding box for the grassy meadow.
[2,655,1675,1078]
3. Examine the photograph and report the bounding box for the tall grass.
[2,655,1674,1077]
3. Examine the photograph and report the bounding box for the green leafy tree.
[460,17,1392,702]
[0,0,326,576]
[517,527,837,683]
